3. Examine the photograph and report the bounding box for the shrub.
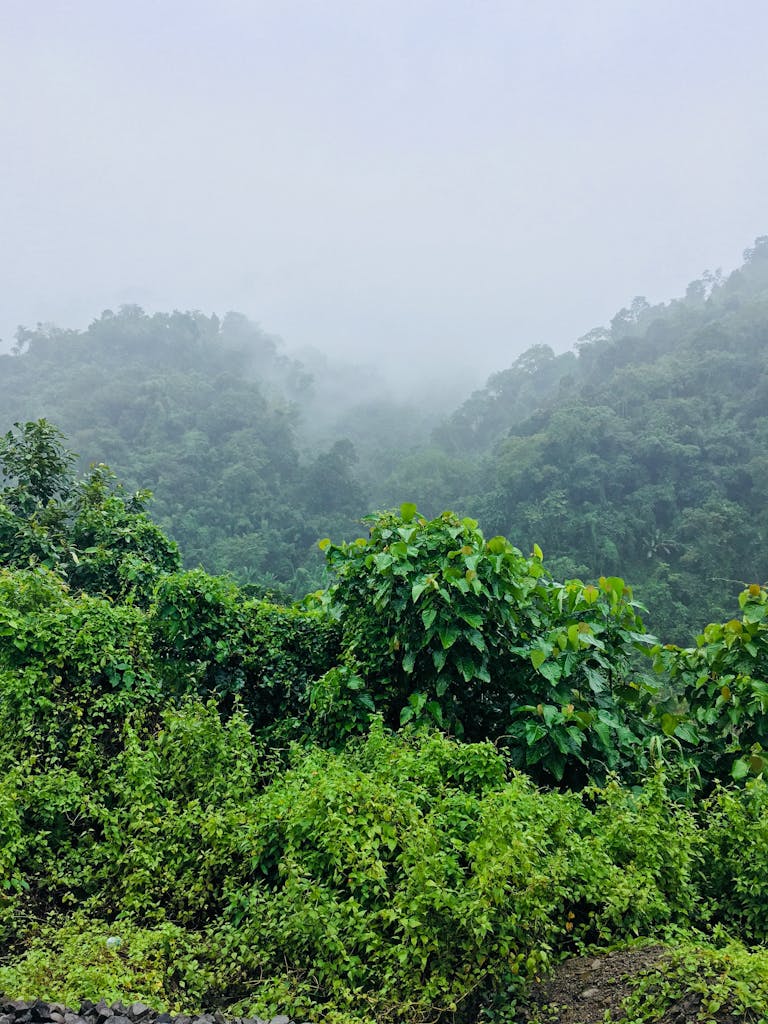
[319,506,656,785]
[150,569,340,732]
[0,567,158,768]
[652,583,768,782]
[697,777,768,941]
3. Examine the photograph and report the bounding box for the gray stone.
[270,1017,291,1024]
[128,1006,151,1023]
[580,986,601,1000]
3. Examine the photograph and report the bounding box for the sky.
[1,0,767,385]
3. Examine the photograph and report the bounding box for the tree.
[0,420,180,602]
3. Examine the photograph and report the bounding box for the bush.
[697,777,768,941]
[150,569,340,733]
[319,506,656,785]
[0,567,159,768]
[652,583,768,782]
[0,715,711,1023]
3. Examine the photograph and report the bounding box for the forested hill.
[0,309,374,596]
[412,236,768,640]
[2,237,768,639]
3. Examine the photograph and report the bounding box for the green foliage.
[68,464,181,604]
[1,710,719,1023]
[0,310,376,597]
[0,567,159,768]
[652,583,768,781]
[619,940,768,1023]
[321,506,546,737]
[0,419,76,510]
[2,407,768,1022]
[320,507,655,784]
[150,568,340,733]
[698,778,768,941]
[0,420,181,603]
[572,770,701,939]
[0,916,214,1012]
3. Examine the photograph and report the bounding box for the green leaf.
[531,648,547,671]
[524,720,547,745]
[486,536,507,555]
[660,713,678,737]
[432,648,448,673]
[400,502,418,523]
[438,625,461,649]
[425,700,443,726]
[539,661,562,684]
[674,722,699,745]
[731,758,750,780]
[541,704,558,726]
[421,607,437,630]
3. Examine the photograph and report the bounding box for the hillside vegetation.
[389,236,768,641]
[3,238,768,639]
[0,424,767,1023]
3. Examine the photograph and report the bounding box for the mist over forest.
[4,4,768,1020]
[3,236,768,642]
[4,233,768,1022]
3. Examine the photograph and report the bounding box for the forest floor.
[514,944,744,1024]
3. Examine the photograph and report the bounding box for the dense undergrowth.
[1,422,767,1023]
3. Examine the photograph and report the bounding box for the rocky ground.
[516,945,748,1024]
[0,1000,308,1024]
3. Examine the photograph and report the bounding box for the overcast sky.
[1,0,767,383]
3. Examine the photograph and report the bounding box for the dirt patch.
[516,945,667,1024]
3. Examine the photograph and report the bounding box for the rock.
[127,1006,151,1023]
[269,1016,291,1024]
[94,1001,113,1024]
[110,1014,133,1024]
[579,986,601,1000]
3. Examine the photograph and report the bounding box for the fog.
[2,0,767,389]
